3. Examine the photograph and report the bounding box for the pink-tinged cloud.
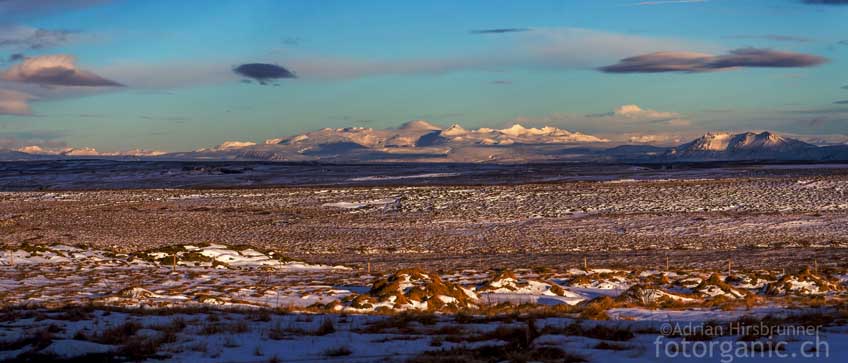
[599,48,827,73]
[0,89,34,115]
[2,55,123,87]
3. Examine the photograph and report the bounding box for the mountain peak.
[441,124,468,136]
[670,131,816,160]
[499,124,530,136]
[398,120,442,131]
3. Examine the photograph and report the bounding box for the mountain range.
[3,123,848,163]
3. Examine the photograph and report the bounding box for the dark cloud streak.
[233,63,296,85]
[599,48,827,73]
[802,0,848,4]
[469,28,531,34]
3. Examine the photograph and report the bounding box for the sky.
[0,0,847,152]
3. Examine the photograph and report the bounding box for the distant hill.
[4,127,848,163]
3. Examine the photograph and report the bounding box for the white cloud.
[613,104,679,119]
[592,104,692,128]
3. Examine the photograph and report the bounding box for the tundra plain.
[2,165,848,362]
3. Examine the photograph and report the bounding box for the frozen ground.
[3,172,848,270]
[2,307,847,362]
[1,244,847,361]
[3,162,848,361]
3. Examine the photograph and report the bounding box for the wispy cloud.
[0,89,34,115]
[632,0,707,6]
[469,28,531,34]
[287,28,698,80]
[724,34,813,43]
[599,48,826,73]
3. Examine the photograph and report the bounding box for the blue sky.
[1,0,847,152]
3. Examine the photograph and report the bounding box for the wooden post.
[172,254,177,272]
[8,250,13,266]
[727,259,732,276]
[665,255,670,272]
[583,256,588,271]
[367,258,372,274]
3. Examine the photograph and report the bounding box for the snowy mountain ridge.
[4,127,848,163]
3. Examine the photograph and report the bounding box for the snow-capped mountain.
[5,127,848,163]
[7,146,167,158]
[424,123,608,146]
[259,121,606,149]
[187,121,611,162]
[665,131,818,160]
